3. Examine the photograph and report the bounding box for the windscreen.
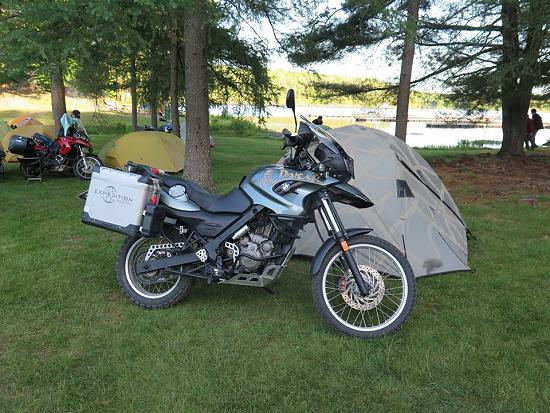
[299,116,351,160]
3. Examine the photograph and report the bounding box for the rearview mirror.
[286,89,295,110]
[286,89,297,131]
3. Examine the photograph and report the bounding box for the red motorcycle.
[8,132,102,180]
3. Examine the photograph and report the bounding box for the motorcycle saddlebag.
[8,135,35,157]
[82,167,160,236]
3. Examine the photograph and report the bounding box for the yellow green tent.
[2,125,55,162]
[0,121,11,137]
[99,131,185,172]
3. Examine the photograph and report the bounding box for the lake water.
[212,105,550,148]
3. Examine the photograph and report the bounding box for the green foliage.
[209,25,279,115]
[86,121,131,135]
[0,0,85,90]
[270,69,451,108]
[456,139,501,149]
[419,0,550,106]
[0,0,283,116]
[284,0,401,66]
[210,115,272,137]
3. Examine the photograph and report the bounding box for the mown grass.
[1,126,549,412]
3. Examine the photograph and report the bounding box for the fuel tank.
[240,165,338,215]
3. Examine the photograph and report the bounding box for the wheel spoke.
[320,241,413,333]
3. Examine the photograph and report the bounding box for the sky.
[247,5,428,89]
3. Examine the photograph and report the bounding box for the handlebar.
[281,130,303,149]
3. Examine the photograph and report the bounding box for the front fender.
[310,228,373,276]
[326,182,374,209]
[74,139,93,148]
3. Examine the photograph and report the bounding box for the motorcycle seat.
[159,174,252,214]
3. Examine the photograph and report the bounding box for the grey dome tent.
[294,125,469,277]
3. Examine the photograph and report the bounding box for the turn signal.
[340,240,350,251]
[150,195,159,205]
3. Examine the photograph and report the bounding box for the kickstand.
[262,287,278,295]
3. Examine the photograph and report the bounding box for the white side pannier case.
[82,167,159,235]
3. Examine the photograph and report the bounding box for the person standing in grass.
[526,117,535,150]
[530,109,544,148]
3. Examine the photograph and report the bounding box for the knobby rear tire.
[117,235,194,309]
[312,234,416,338]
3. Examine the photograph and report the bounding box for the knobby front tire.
[312,234,416,338]
[73,154,102,180]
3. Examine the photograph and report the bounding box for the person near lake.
[525,117,535,150]
[530,109,543,148]
[312,116,323,125]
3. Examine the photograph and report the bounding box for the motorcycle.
[143,124,173,133]
[81,90,416,338]
[8,131,102,180]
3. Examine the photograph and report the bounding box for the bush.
[457,139,500,148]
[210,116,265,137]
[86,121,130,135]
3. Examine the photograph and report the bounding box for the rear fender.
[310,228,373,276]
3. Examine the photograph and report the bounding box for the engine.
[224,213,279,272]
[236,233,274,272]
[224,212,300,273]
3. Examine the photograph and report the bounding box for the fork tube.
[78,146,88,168]
[318,207,332,235]
[319,193,370,296]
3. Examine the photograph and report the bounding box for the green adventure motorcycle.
[82,90,415,338]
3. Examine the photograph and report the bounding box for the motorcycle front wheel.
[73,154,102,180]
[117,235,194,309]
[312,234,416,338]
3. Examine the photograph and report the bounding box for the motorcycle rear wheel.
[312,234,416,338]
[73,154,102,180]
[117,235,194,309]
[19,160,42,179]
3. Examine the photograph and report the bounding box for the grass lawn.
[1,130,549,412]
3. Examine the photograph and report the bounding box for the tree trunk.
[151,100,158,129]
[394,0,419,142]
[130,53,138,131]
[499,91,530,156]
[149,34,159,129]
[50,65,66,134]
[170,16,181,138]
[183,2,213,190]
[498,1,529,156]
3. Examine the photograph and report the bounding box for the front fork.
[78,146,89,169]
[318,192,371,296]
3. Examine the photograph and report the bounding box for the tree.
[183,0,214,189]
[72,0,158,130]
[284,0,422,142]
[170,15,182,137]
[395,0,419,140]
[418,0,550,156]
[0,0,83,131]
